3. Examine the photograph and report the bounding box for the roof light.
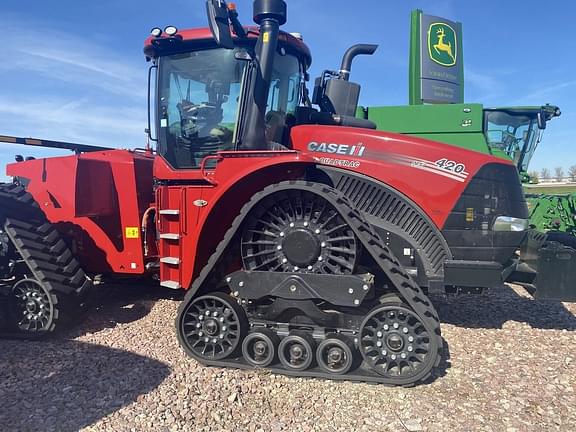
[150,27,162,37]
[164,26,178,36]
[228,3,237,10]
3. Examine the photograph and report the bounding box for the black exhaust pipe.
[339,44,378,81]
[240,0,287,150]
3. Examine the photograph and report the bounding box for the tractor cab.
[144,0,378,174]
[484,105,561,176]
[144,12,311,170]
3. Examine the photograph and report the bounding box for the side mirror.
[206,0,234,49]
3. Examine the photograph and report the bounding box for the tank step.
[160,257,180,265]
[161,280,181,289]
[159,233,180,240]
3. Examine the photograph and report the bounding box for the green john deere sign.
[409,10,464,105]
[428,22,457,66]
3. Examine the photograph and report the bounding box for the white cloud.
[0,17,147,101]
[0,97,146,146]
[464,67,503,103]
[513,80,576,105]
[0,15,150,180]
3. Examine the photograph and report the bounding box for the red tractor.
[0,0,554,385]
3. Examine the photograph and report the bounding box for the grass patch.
[524,185,576,195]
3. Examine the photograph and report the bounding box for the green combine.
[360,10,575,299]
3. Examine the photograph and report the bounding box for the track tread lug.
[0,183,92,338]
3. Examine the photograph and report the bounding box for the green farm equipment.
[359,10,575,300]
[526,194,576,240]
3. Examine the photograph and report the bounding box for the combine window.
[484,110,542,173]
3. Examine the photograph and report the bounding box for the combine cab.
[0,0,573,385]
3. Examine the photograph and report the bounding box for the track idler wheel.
[316,336,355,375]
[9,278,59,335]
[359,300,440,384]
[278,332,315,371]
[178,293,248,361]
[242,329,279,367]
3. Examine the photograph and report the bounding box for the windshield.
[484,110,542,172]
[157,48,247,169]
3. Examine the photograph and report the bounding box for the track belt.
[0,183,91,336]
[177,181,443,385]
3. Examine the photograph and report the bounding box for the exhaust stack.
[205,0,287,150]
[339,44,378,81]
[313,44,378,117]
[241,0,287,150]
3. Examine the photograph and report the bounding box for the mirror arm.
[228,6,247,38]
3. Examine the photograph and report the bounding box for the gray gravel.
[1,283,575,432]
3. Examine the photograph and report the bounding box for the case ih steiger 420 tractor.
[1,0,574,386]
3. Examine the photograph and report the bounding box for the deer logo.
[428,23,457,66]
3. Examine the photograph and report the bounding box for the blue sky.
[1,0,574,180]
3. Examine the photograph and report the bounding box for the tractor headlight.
[164,26,178,36]
[493,216,529,232]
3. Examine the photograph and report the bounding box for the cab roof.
[144,26,312,69]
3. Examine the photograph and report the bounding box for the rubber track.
[177,181,443,386]
[0,183,91,334]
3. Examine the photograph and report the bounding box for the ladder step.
[160,280,181,290]
[160,257,180,265]
[159,209,180,215]
[159,233,180,240]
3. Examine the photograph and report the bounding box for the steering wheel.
[178,100,220,139]
[264,110,287,145]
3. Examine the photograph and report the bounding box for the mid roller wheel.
[359,301,440,384]
[316,336,355,375]
[242,329,279,367]
[178,292,248,361]
[278,332,315,371]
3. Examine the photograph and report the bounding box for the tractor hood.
[291,124,517,228]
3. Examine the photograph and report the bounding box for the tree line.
[529,166,576,183]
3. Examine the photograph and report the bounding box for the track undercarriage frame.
[176,181,443,386]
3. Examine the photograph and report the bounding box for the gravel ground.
[1,283,575,432]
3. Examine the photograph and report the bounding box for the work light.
[164,26,178,36]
